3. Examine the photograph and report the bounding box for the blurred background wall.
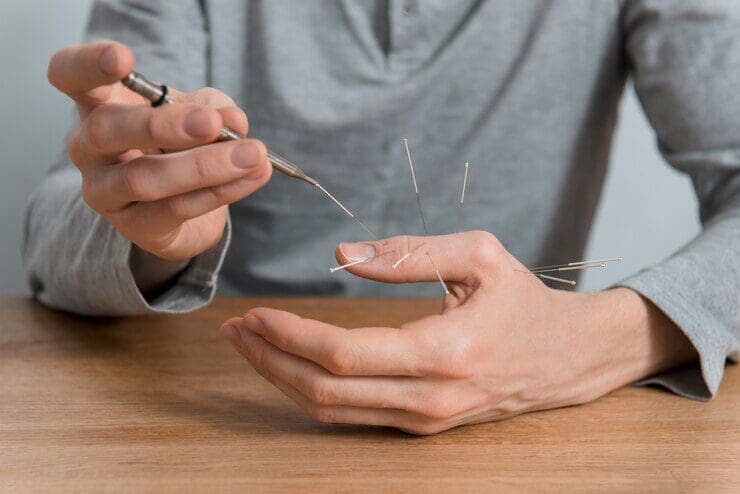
[0,0,700,295]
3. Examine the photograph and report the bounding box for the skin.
[47,40,271,262]
[220,232,697,435]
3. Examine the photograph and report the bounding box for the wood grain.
[0,297,737,493]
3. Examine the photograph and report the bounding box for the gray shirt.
[23,0,740,400]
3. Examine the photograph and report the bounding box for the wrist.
[575,287,697,395]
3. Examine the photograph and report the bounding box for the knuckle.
[305,378,337,406]
[418,392,458,420]
[120,163,155,201]
[206,183,231,207]
[84,108,110,151]
[470,230,503,269]
[192,150,213,182]
[145,110,164,142]
[324,345,355,375]
[251,344,268,373]
[120,164,143,200]
[308,405,337,424]
[66,128,83,166]
[80,177,97,207]
[164,195,190,221]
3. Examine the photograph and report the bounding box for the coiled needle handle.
[121,71,317,185]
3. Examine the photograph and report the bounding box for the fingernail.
[243,313,264,334]
[219,323,242,348]
[231,142,259,169]
[184,109,216,138]
[339,242,376,262]
[98,46,118,75]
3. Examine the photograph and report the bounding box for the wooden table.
[1,297,738,492]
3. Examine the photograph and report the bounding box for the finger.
[89,139,269,213]
[335,231,515,284]
[47,41,133,107]
[220,322,440,433]
[177,87,248,136]
[217,106,249,136]
[75,103,225,166]
[242,308,431,377]
[227,318,425,410]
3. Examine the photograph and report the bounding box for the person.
[25,1,738,434]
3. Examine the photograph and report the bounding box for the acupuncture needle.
[518,257,622,285]
[528,257,622,273]
[456,162,470,234]
[330,250,395,273]
[536,274,576,286]
[121,70,380,239]
[403,138,448,294]
[529,263,606,274]
[403,138,428,235]
[392,242,428,269]
[428,253,450,294]
[315,184,379,239]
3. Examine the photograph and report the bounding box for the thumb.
[334,230,509,284]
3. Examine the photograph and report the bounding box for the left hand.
[219,231,695,434]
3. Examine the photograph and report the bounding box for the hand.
[219,231,696,434]
[48,41,271,261]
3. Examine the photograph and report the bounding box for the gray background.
[0,0,701,296]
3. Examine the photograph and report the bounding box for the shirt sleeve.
[619,0,740,399]
[22,0,230,316]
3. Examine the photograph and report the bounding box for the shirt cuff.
[115,220,231,314]
[617,268,728,400]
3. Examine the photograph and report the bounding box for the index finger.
[243,307,432,377]
[47,40,133,106]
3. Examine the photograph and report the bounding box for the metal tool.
[121,70,382,238]
[121,71,317,185]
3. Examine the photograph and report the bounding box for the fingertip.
[219,318,244,348]
[337,242,378,262]
[98,41,133,78]
[242,313,265,334]
[230,140,265,175]
[218,106,249,136]
[334,244,345,264]
[245,139,271,182]
[248,307,294,329]
[184,107,223,139]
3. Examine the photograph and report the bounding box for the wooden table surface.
[1,296,738,492]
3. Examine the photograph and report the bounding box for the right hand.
[47,40,271,261]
